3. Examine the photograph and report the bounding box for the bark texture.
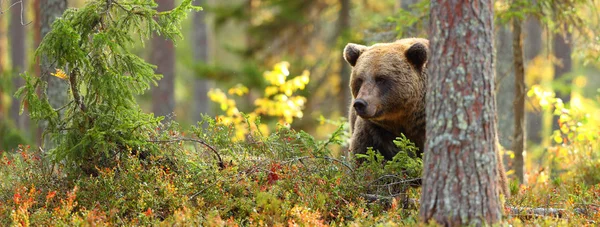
[420,0,502,225]
[40,0,68,149]
[10,0,30,134]
[512,17,525,184]
[151,0,176,118]
[192,0,211,123]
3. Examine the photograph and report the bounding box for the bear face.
[345,38,428,124]
[344,38,429,159]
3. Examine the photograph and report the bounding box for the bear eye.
[352,78,363,94]
[375,77,386,84]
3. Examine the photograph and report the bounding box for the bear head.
[343,38,429,125]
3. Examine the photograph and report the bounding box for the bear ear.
[405,42,428,71]
[344,43,367,67]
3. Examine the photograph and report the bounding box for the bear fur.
[343,38,509,197]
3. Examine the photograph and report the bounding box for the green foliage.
[355,135,423,202]
[15,0,200,173]
[356,135,422,180]
[390,0,429,38]
[0,123,28,152]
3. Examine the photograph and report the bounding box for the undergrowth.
[0,116,424,226]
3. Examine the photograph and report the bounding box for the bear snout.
[353,99,369,116]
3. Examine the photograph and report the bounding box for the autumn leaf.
[51,69,68,80]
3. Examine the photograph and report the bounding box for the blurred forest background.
[0,0,599,195]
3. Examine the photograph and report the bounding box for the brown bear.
[344,38,428,160]
[343,38,509,197]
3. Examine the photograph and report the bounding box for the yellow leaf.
[51,69,68,80]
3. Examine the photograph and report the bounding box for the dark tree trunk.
[512,17,526,184]
[420,0,502,225]
[40,0,68,149]
[338,0,351,116]
[151,0,176,118]
[192,0,211,122]
[10,0,30,135]
[524,15,543,145]
[33,0,42,147]
[524,16,542,61]
[495,24,514,150]
[0,14,5,135]
[551,25,572,131]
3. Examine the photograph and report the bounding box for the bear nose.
[353,99,368,115]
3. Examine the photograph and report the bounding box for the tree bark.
[192,0,211,123]
[151,0,176,118]
[337,0,351,116]
[40,0,68,149]
[421,0,502,225]
[10,0,30,135]
[512,17,526,184]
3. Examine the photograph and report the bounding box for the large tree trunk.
[192,0,211,123]
[40,0,68,149]
[512,17,526,184]
[420,0,502,225]
[151,0,176,118]
[524,15,543,145]
[10,0,30,135]
[337,0,351,116]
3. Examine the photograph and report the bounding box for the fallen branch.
[149,137,224,169]
[360,194,418,209]
[507,205,598,221]
[282,155,354,172]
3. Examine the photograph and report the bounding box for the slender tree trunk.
[10,0,30,135]
[151,0,175,118]
[337,0,351,116]
[0,13,5,138]
[524,16,542,61]
[524,15,543,145]
[33,0,42,147]
[40,0,68,149]
[192,0,211,123]
[495,25,514,148]
[512,17,526,184]
[421,0,502,225]
[551,25,572,131]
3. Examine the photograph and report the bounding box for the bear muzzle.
[353,98,380,118]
